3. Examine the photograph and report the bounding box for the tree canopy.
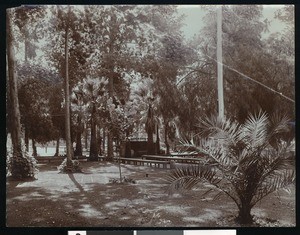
[7,4,295,158]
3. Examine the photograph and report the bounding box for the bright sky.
[177,5,289,40]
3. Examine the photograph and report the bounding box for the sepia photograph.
[6,4,295,228]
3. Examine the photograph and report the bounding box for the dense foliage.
[6,5,294,181]
[166,112,295,224]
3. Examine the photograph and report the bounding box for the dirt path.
[6,162,295,227]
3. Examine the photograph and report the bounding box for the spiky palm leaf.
[268,112,290,149]
[252,169,295,206]
[166,111,295,224]
[165,164,220,191]
[198,115,242,145]
[269,112,290,135]
[241,111,268,148]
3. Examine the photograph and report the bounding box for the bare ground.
[6,161,295,227]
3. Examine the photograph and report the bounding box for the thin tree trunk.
[156,123,160,154]
[164,121,170,155]
[118,154,122,182]
[55,137,60,156]
[107,132,114,161]
[146,104,155,155]
[74,115,82,156]
[147,130,154,155]
[107,45,114,161]
[6,80,11,150]
[25,126,29,152]
[32,138,37,157]
[102,127,106,156]
[84,123,88,150]
[115,138,119,156]
[64,6,72,164]
[97,126,102,155]
[89,105,98,161]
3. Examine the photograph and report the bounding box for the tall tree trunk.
[55,137,60,156]
[156,123,160,154]
[147,130,154,155]
[84,123,88,150]
[7,9,22,158]
[6,80,11,151]
[146,104,155,155]
[107,132,114,161]
[102,127,106,156]
[107,76,114,161]
[32,138,37,157]
[64,6,72,164]
[24,36,30,63]
[74,115,82,156]
[164,121,170,155]
[97,126,102,155]
[147,133,154,154]
[89,105,98,161]
[23,16,30,154]
[25,126,29,152]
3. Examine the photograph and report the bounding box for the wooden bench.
[35,156,64,163]
[36,156,100,163]
[74,155,87,160]
[97,156,106,161]
[142,155,202,164]
[75,155,106,161]
[118,157,169,169]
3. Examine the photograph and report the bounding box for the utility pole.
[64,6,73,164]
[217,5,224,119]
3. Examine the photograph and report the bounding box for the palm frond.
[269,112,290,135]
[251,169,295,206]
[259,152,294,183]
[168,112,295,221]
[267,112,291,148]
[202,139,239,168]
[198,115,241,143]
[241,111,269,148]
[238,147,254,163]
[166,165,220,193]
[197,115,223,137]
[178,137,209,155]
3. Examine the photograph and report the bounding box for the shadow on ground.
[6,162,296,227]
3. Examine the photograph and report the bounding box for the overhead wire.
[177,8,295,104]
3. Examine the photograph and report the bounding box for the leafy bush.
[166,112,295,225]
[6,141,39,179]
[57,158,83,173]
[109,177,136,184]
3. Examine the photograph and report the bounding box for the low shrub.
[57,158,83,173]
[109,177,136,184]
[6,142,39,179]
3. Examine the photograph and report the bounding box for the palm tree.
[71,90,84,157]
[166,111,295,225]
[145,102,156,154]
[74,77,108,161]
[7,8,38,179]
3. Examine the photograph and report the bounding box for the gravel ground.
[6,161,296,227]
